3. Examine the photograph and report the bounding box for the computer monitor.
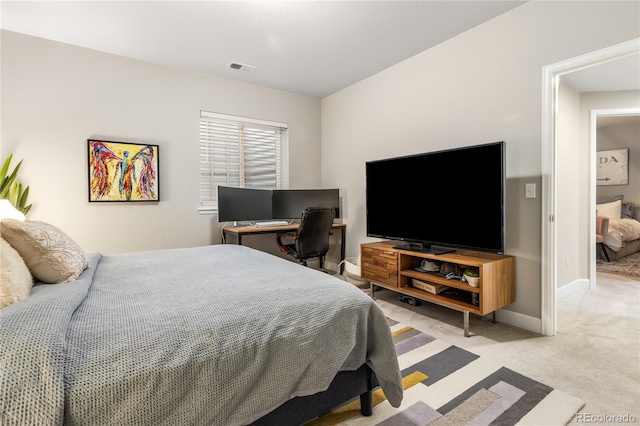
[217,186,273,222]
[272,189,340,219]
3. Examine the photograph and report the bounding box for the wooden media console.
[361,241,515,336]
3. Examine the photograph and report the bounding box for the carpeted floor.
[596,251,640,278]
[309,318,584,426]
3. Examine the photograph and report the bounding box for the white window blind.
[199,111,289,211]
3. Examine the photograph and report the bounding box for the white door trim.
[541,38,640,337]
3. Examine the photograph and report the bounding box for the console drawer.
[361,246,398,286]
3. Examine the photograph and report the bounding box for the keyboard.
[254,220,290,227]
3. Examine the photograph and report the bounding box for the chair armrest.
[276,232,297,240]
[596,215,609,237]
[276,232,297,254]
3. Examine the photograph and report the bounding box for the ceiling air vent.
[227,62,256,73]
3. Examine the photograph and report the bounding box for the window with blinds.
[199,111,289,211]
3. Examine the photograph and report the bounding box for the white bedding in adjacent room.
[604,218,640,251]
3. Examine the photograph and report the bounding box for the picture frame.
[88,139,160,202]
[596,148,629,186]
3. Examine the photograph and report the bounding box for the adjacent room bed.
[0,219,403,426]
[596,197,640,261]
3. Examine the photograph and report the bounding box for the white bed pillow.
[0,236,34,308]
[596,199,622,220]
[1,219,88,284]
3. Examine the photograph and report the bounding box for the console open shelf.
[361,241,515,336]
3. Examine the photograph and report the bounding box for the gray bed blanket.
[1,245,402,425]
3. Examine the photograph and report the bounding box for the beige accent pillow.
[596,199,622,220]
[0,237,34,308]
[1,219,89,284]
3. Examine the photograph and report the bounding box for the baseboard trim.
[557,279,590,299]
[485,278,589,336]
[495,308,542,335]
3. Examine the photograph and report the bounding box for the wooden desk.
[222,223,347,272]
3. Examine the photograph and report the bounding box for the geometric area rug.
[307,318,585,426]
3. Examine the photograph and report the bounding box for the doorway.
[591,110,640,280]
[541,39,640,337]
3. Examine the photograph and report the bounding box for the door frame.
[541,38,640,337]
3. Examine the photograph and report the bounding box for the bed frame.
[252,364,377,425]
[602,238,640,261]
[599,209,640,262]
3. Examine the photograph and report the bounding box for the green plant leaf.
[0,159,22,196]
[18,186,30,209]
[1,155,32,216]
[0,154,13,181]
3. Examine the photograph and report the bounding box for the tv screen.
[217,186,272,222]
[272,189,340,219]
[366,141,505,254]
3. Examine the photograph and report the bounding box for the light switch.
[525,183,536,199]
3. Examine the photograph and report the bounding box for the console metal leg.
[463,311,469,337]
[370,282,375,299]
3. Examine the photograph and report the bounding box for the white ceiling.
[1,0,527,98]
[597,114,640,128]
[1,1,638,99]
[560,54,640,93]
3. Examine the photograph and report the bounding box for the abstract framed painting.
[88,139,160,202]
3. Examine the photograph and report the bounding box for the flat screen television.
[217,186,273,222]
[366,141,505,254]
[272,189,340,219]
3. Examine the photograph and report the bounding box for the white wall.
[0,30,321,255]
[557,83,582,288]
[321,1,640,321]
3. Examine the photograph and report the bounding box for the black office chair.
[276,207,336,268]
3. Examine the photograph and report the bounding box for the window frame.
[198,111,289,214]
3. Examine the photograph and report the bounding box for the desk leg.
[339,227,346,274]
[222,230,241,245]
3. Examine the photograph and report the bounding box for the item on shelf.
[463,267,480,288]
[397,295,421,306]
[440,262,461,275]
[412,279,448,294]
[445,272,462,280]
[420,259,440,271]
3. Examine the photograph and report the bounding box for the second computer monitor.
[272,189,340,220]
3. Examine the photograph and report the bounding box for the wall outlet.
[525,183,536,199]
